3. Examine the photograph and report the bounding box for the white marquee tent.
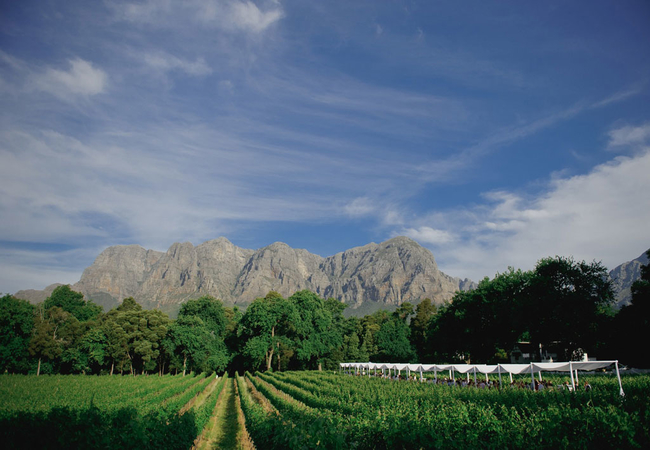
[339,360,624,395]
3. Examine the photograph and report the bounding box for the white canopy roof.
[340,360,619,374]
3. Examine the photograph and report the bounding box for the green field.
[2,372,649,449]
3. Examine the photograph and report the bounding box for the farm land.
[1,371,649,449]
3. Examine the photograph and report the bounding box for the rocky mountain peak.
[15,236,476,316]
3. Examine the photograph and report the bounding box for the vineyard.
[2,371,649,449]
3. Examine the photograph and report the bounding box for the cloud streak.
[31,58,108,98]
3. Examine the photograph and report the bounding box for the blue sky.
[1,0,649,294]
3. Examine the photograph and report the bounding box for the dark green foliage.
[431,268,531,363]
[525,256,614,359]
[44,285,102,322]
[0,406,198,450]
[248,370,650,449]
[411,298,436,362]
[430,258,614,364]
[0,295,34,373]
[374,317,415,362]
[178,296,227,336]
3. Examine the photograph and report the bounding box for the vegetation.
[1,252,650,377]
[241,370,650,449]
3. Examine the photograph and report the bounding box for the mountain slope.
[15,236,475,315]
[609,249,650,306]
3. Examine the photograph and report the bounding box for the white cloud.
[32,58,108,98]
[344,197,376,217]
[406,148,650,281]
[402,226,456,245]
[607,122,650,149]
[119,0,172,23]
[230,1,283,33]
[143,52,212,76]
[114,0,283,34]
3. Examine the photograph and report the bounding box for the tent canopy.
[340,360,619,374]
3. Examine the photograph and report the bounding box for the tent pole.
[467,372,469,383]
[509,372,513,383]
[434,368,437,383]
[486,372,489,382]
[420,367,423,382]
[498,365,502,388]
[615,361,625,396]
[574,369,579,384]
[538,371,542,382]
[452,366,455,382]
[530,362,535,390]
[569,361,575,391]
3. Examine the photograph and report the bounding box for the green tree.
[410,298,436,362]
[104,301,170,375]
[0,295,34,373]
[167,296,231,374]
[164,315,210,376]
[44,285,102,322]
[288,290,343,370]
[28,306,76,375]
[101,316,129,375]
[525,256,614,359]
[239,292,295,371]
[178,296,227,336]
[78,327,107,374]
[374,318,415,362]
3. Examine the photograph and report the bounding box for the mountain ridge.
[14,236,475,316]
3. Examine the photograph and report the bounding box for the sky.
[1,0,649,294]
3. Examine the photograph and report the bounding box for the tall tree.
[239,292,295,371]
[374,318,415,362]
[28,306,76,375]
[44,285,102,322]
[104,301,170,375]
[170,296,230,374]
[525,256,614,359]
[0,295,34,373]
[178,296,227,336]
[410,298,436,362]
[288,290,342,370]
[164,315,210,376]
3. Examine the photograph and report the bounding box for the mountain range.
[14,237,647,316]
[15,236,475,316]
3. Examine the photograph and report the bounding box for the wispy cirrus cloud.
[112,0,284,34]
[142,52,212,76]
[30,58,108,98]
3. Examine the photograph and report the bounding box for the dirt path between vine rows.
[196,377,245,450]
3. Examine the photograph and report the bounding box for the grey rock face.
[321,236,471,309]
[14,283,64,304]
[14,236,475,315]
[73,244,163,302]
[609,249,649,307]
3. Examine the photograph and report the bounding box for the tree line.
[1,253,649,375]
